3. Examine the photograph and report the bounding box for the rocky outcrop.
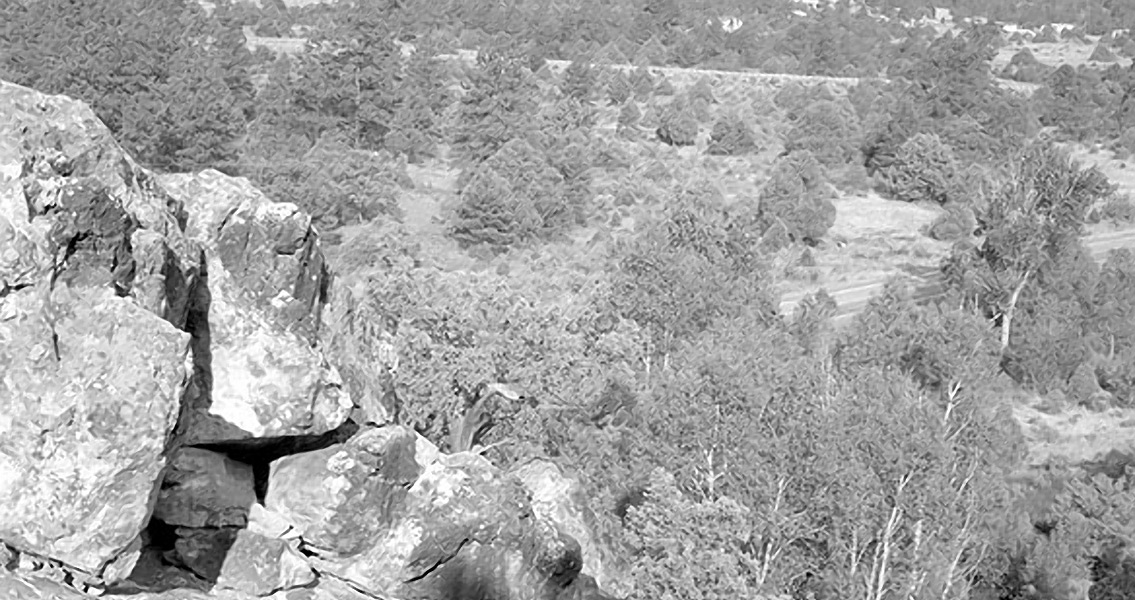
[266,428,607,600]
[0,80,198,585]
[160,170,350,445]
[0,79,626,600]
[513,461,635,599]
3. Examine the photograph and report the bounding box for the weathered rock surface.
[513,460,635,599]
[154,448,257,529]
[0,81,201,328]
[0,571,89,599]
[265,426,422,556]
[0,288,189,578]
[0,80,200,581]
[212,530,315,596]
[160,170,350,445]
[265,426,610,599]
[167,527,314,596]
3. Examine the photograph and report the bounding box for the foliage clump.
[243,131,409,230]
[756,151,837,248]
[875,133,962,204]
[449,138,585,251]
[624,470,761,599]
[0,0,255,173]
[453,42,539,165]
[707,115,758,156]
[783,98,863,167]
[655,98,699,146]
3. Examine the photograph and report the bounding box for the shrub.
[618,100,642,129]
[707,116,758,156]
[875,133,961,204]
[449,166,541,250]
[656,100,698,146]
[605,70,633,105]
[783,98,863,167]
[624,470,762,599]
[561,56,599,101]
[927,203,978,241]
[687,76,717,105]
[449,137,586,250]
[243,132,409,230]
[771,81,814,116]
[757,151,836,247]
[1001,48,1046,83]
[630,67,656,100]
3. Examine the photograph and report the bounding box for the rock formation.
[0,80,626,599]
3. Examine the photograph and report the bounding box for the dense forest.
[6,0,1135,598]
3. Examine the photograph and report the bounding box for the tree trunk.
[1000,271,1031,353]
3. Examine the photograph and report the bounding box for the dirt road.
[778,227,1135,326]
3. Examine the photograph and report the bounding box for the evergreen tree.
[757,151,837,248]
[0,0,254,172]
[453,40,539,165]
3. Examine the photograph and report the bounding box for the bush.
[687,76,717,105]
[605,70,633,105]
[624,470,762,599]
[449,137,585,250]
[1001,48,1046,83]
[618,100,643,130]
[757,151,837,248]
[783,98,863,167]
[449,166,542,250]
[875,133,962,204]
[630,67,656,100]
[707,115,758,156]
[656,100,698,146]
[561,56,599,100]
[243,132,409,230]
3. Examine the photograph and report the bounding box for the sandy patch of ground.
[1069,145,1135,194]
[1015,398,1135,467]
[778,191,950,297]
[993,38,1133,71]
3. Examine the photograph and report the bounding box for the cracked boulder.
[0,81,201,328]
[160,170,350,445]
[513,460,634,599]
[0,287,190,580]
[265,426,607,600]
[0,80,198,583]
[265,426,423,557]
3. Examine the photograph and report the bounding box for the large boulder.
[265,426,423,557]
[0,81,201,328]
[513,460,634,598]
[0,289,189,581]
[0,81,198,583]
[160,171,351,445]
[265,426,608,600]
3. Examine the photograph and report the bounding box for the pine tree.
[453,41,539,165]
